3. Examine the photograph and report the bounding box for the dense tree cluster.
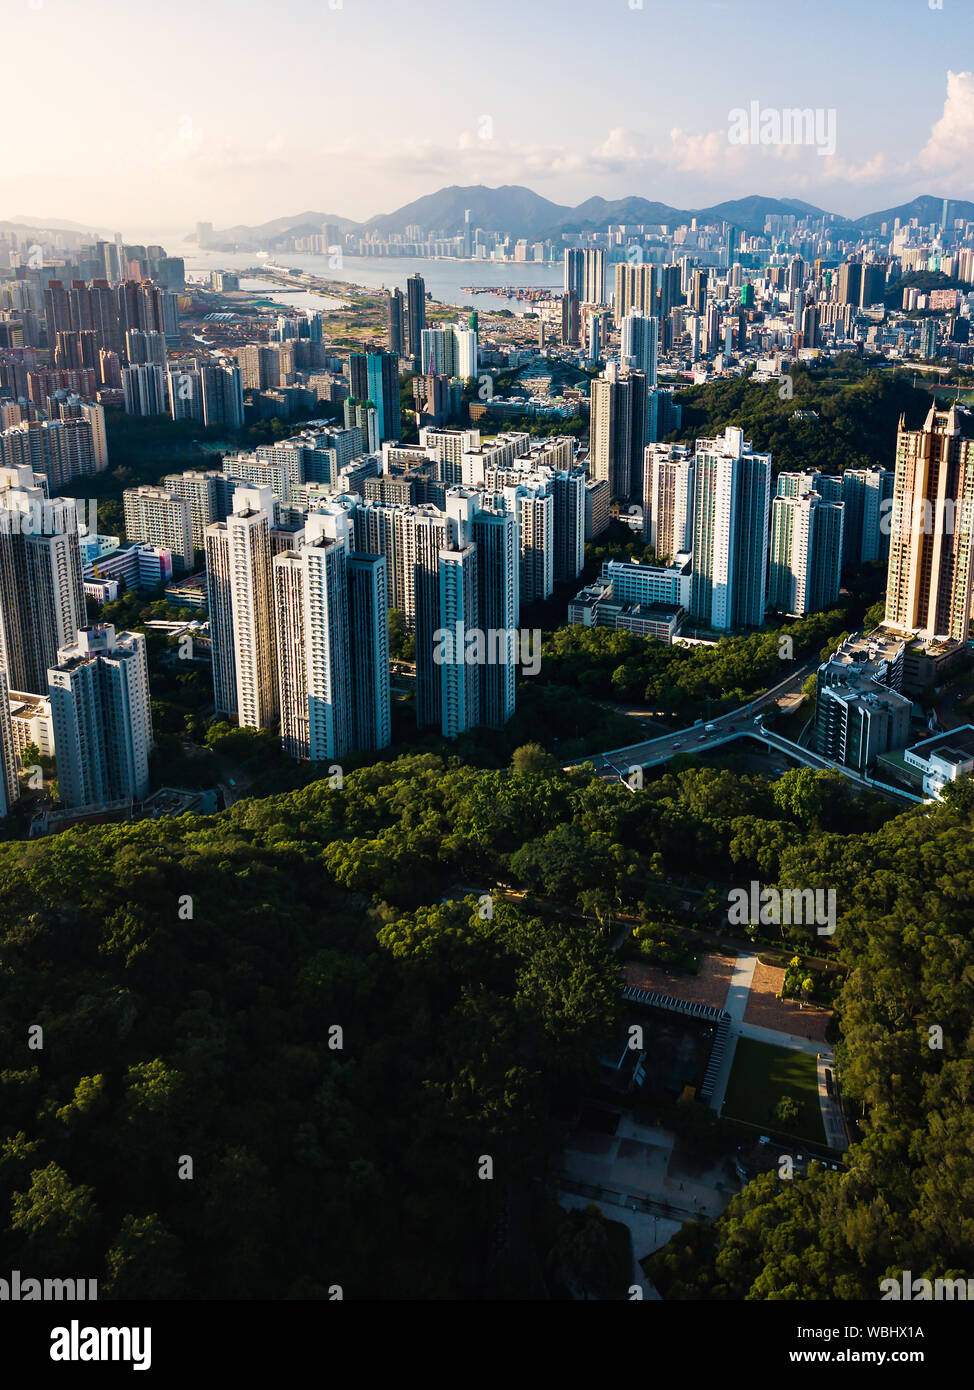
[883,269,973,311]
[2,747,969,1299]
[671,357,935,476]
[649,794,974,1297]
[540,608,847,708]
[0,778,620,1298]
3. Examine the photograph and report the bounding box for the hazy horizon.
[5,0,973,232]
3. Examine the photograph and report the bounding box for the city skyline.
[5,0,973,232]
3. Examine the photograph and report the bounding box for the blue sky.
[5,0,972,233]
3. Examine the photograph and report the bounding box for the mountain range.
[4,186,971,249]
[195,186,974,248]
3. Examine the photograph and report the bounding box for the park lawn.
[723,1037,825,1146]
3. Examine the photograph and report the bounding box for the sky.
[5,0,973,237]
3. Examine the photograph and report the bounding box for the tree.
[9,1163,99,1267]
[941,776,974,812]
[103,1214,185,1299]
[774,1096,800,1127]
[546,1204,621,1300]
[579,888,617,936]
[387,608,415,662]
[771,767,830,828]
[510,743,557,775]
[864,600,886,630]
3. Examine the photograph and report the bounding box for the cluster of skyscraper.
[573,424,898,637]
[549,218,973,382]
[205,488,390,760]
[0,260,188,486]
[195,425,585,749]
[0,464,152,816]
[386,274,429,371]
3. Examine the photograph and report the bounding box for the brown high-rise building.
[836,260,862,306]
[54,330,99,372]
[614,262,657,321]
[884,405,974,642]
[859,263,887,308]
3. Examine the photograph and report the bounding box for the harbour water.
[175,244,563,314]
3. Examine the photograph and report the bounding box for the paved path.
[555,1192,672,1299]
[706,953,755,1115]
[817,1055,849,1152]
[724,952,757,1022]
[705,953,837,1115]
[735,1019,832,1058]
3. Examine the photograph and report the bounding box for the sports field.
[723,1038,825,1145]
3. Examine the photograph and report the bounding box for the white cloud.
[917,69,974,176]
[33,69,966,228]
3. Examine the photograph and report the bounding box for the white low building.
[904,725,974,799]
[9,690,55,762]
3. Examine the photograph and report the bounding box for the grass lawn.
[723,1037,825,1146]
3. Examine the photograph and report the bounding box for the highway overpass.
[565,666,925,806]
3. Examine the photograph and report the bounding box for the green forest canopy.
[1,754,972,1297]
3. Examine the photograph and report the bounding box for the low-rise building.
[568,556,691,643]
[85,542,173,594]
[904,725,974,799]
[9,690,54,762]
[164,573,209,611]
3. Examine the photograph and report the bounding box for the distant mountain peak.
[202,184,974,248]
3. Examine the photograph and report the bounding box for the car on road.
[705,723,716,732]
[672,741,682,749]
[727,725,736,732]
[698,733,707,740]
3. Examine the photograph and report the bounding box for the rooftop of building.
[9,691,50,716]
[821,677,912,710]
[902,633,964,658]
[829,628,906,669]
[906,724,974,764]
[624,601,684,619]
[124,485,180,499]
[603,551,692,576]
[164,573,207,591]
